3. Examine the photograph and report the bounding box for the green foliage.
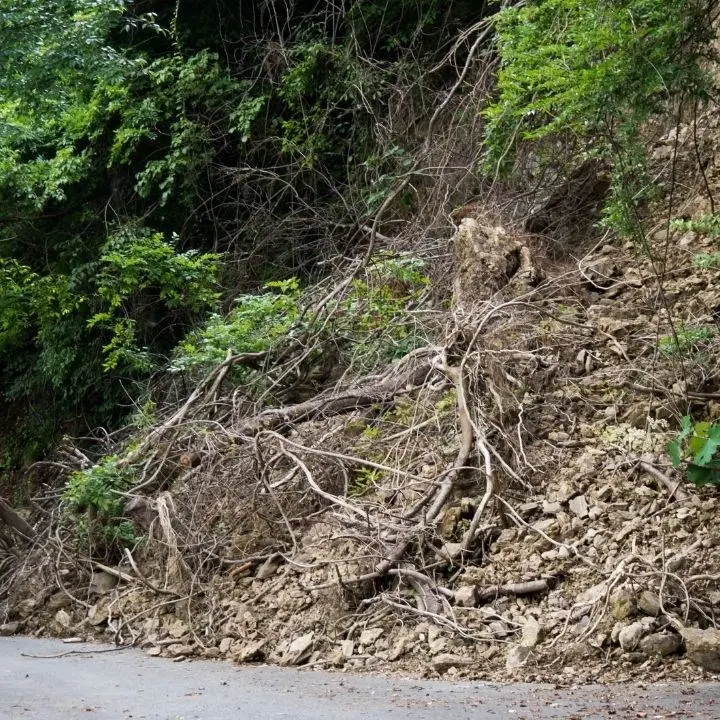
[172,255,430,387]
[673,213,720,238]
[89,227,220,370]
[693,252,720,269]
[171,278,302,377]
[349,467,382,497]
[0,0,488,464]
[658,326,716,357]
[672,213,720,268]
[63,457,140,553]
[485,0,715,237]
[337,254,430,371]
[362,426,381,440]
[668,416,720,486]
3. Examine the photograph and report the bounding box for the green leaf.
[687,463,720,487]
[667,438,683,468]
[695,423,720,466]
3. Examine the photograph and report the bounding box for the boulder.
[681,627,720,671]
[639,632,681,657]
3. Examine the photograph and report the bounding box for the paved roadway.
[1,637,718,719]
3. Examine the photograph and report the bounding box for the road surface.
[1,637,717,719]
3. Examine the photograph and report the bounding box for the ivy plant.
[668,416,720,486]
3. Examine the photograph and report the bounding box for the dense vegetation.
[1,0,718,481]
[0,0,488,469]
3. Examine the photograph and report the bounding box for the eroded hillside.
[2,0,720,684]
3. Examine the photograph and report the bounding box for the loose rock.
[521,618,543,648]
[681,627,720,671]
[618,622,647,651]
[280,632,314,666]
[639,632,681,657]
[0,621,20,636]
[637,590,661,617]
[432,653,474,673]
[506,645,532,671]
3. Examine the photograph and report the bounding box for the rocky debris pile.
[4,387,720,684]
[4,126,720,685]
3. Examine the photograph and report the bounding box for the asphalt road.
[1,637,718,719]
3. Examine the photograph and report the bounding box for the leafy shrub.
[171,255,430,385]
[63,458,139,554]
[171,278,302,376]
[658,326,717,357]
[484,0,715,237]
[668,416,720,486]
[337,254,430,371]
[88,226,220,371]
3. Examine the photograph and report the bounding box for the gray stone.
[610,588,636,620]
[89,570,119,595]
[568,494,589,519]
[428,638,447,655]
[0,621,20,636]
[681,627,720,671]
[533,518,557,534]
[488,620,510,638]
[388,635,410,661]
[543,500,563,515]
[521,618,543,648]
[54,609,72,630]
[238,638,267,662]
[359,627,384,646]
[16,599,37,618]
[280,632,314,666]
[432,653,474,673]
[168,620,188,639]
[219,637,233,654]
[255,559,279,580]
[46,592,72,611]
[639,632,681,657]
[618,622,648,651]
[453,585,477,607]
[506,644,532,671]
[340,639,354,658]
[637,590,661,617]
[87,602,110,627]
[166,643,194,657]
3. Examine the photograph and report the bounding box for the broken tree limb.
[476,578,554,603]
[120,350,268,467]
[0,496,36,540]
[242,346,438,435]
[639,461,688,502]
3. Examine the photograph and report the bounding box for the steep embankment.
[3,113,720,683]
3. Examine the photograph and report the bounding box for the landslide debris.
[3,116,720,687]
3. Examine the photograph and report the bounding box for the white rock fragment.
[568,494,589,519]
[618,622,648,651]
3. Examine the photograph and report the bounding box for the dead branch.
[0,497,36,540]
[476,578,554,602]
[639,461,688,501]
